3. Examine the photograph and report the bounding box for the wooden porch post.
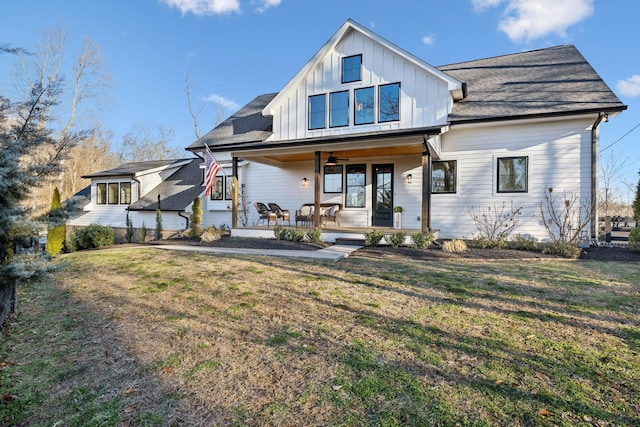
[421,146,432,233]
[232,157,238,229]
[314,151,321,228]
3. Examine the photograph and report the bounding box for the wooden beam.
[421,148,431,233]
[232,157,238,229]
[314,151,321,228]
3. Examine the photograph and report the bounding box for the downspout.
[422,135,432,233]
[132,176,142,202]
[178,211,189,230]
[590,113,604,243]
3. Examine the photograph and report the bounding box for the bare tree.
[11,29,109,214]
[538,189,592,245]
[599,150,632,217]
[185,71,202,140]
[118,124,181,163]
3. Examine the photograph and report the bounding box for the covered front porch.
[219,130,446,238]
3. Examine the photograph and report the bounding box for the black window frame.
[96,183,107,205]
[345,164,366,208]
[378,82,401,123]
[432,160,457,194]
[342,54,362,84]
[497,156,528,193]
[329,90,349,128]
[354,86,375,125]
[120,182,132,205]
[107,182,119,205]
[323,165,343,193]
[308,94,326,130]
[209,176,224,200]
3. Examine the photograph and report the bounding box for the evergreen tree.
[125,210,134,243]
[189,196,202,238]
[633,170,640,223]
[155,195,163,240]
[45,187,66,256]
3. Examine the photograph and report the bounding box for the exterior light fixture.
[301,177,308,187]
[406,174,412,184]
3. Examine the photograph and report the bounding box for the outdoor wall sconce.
[301,177,308,187]
[406,174,412,184]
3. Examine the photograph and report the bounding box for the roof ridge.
[438,44,576,68]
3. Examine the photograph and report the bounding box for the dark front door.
[372,164,393,227]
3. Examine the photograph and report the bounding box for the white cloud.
[161,0,240,15]
[617,74,640,98]
[202,94,240,110]
[255,0,281,13]
[422,35,435,46]
[473,0,594,43]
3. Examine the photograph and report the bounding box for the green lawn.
[1,247,638,426]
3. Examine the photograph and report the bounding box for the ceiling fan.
[325,152,349,166]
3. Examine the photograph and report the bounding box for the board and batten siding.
[431,118,594,240]
[268,30,451,141]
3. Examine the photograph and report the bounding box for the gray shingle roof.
[438,45,625,123]
[128,158,203,211]
[184,45,625,151]
[82,159,193,178]
[186,93,276,151]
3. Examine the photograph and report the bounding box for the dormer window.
[342,54,362,83]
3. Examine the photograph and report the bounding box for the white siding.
[268,30,451,141]
[432,118,593,240]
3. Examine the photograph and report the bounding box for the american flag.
[204,148,220,197]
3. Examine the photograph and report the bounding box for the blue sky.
[1,0,639,202]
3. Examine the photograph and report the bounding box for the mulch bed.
[154,235,640,262]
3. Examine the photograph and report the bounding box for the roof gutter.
[590,112,605,243]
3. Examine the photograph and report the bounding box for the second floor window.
[379,83,400,122]
[330,91,349,127]
[309,94,326,130]
[342,54,362,83]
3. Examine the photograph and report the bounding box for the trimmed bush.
[45,225,65,256]
[541,241,581,259]
[410,231,435,249]
[385,232,407,248]
[364,230,384,247]
[188,196,203,238]
[68,224,115,251]
[305,228,323,245]
[442,239,467,253]
[628,227,640,252]
[273,226,305,242]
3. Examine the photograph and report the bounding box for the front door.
[372,164,393,227]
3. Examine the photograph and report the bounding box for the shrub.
[364,230,385,247]
[188,196,203,238]
[200,226,223,243]
[45,225,65,256]
[305,228,323,245]
[505,234,541,252]
[468,236,505,249]
[125,210,134,243]
[68,224,115,251]
[273,225,285,240]
[273,226,305,242]
[139,222,147,242]
[385,232,407,248]
[628,227,640,252]
[442,239,467,253]
[541,241,581,259]
[410,231,435,249]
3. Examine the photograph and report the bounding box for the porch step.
[334,237,366,246]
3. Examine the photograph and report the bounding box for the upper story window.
[308,94,326,130]
[96,181,132,205]
[379,83,400,122]
[432,160,457,194]
[342,54,362,83]
[497,156,528,193]
[354,87,374,125]
[330,91,349,127]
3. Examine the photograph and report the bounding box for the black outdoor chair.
[268,202,291,226]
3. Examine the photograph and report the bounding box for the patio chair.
[295,204,314,227]
[254,202,277,227]
[268,202,291,226]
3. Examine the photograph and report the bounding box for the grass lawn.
[1,247,639,426]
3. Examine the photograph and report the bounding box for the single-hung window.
[324,165,343,193]
[379,82,400,122]
[346,164,366,208]
[354,87,374,125]
[330,91,349,127]
[432,161,457,194]
[308,94,326,130]
[342,54,362,83]
[108,183,119,204]
[96,183,107,205]
[120,182,131,205]
[497,156,528,193]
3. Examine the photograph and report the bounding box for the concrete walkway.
[150,243,364,261]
